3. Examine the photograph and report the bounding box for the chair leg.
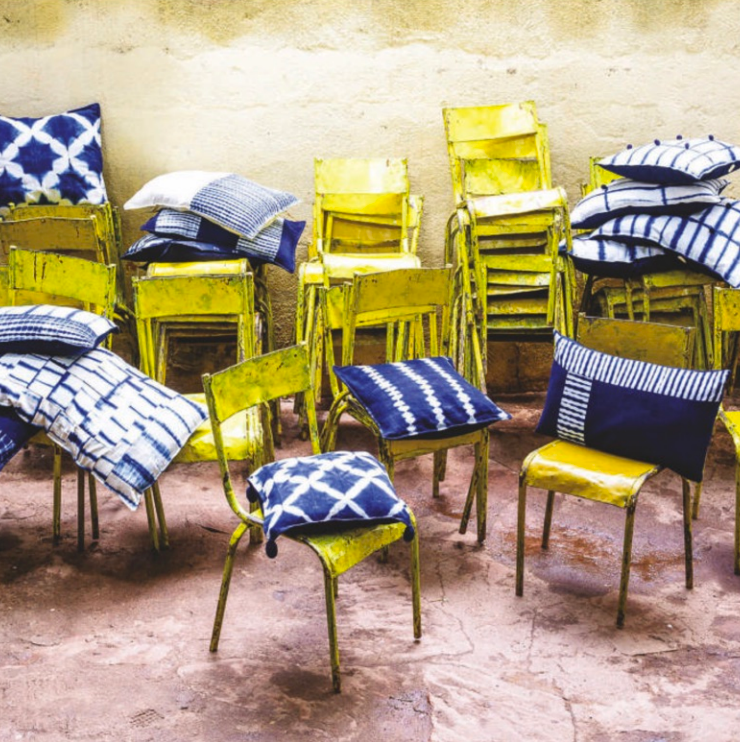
[432,450,445,498]
[210,521,249,652]
[542,490,555,550]
[88,473,99,541]
[475,433,490,545]
[77,467,85,552]
[735,460,740,576]
[459,454,477,536]
[322,568,341,693]
[617,504,637,629]
[691,481,703,521]
[410,530,422,640]
[151,481,169,549]
[143,489,160,552]
[515,478,528,597]
[682,478,693,590]
[52,445,63,545]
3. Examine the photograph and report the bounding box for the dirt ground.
[2,395,740,741]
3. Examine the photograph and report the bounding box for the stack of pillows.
[567,136,740,286]
[122,170,305,273]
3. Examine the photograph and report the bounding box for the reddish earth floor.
[2,395,740,741]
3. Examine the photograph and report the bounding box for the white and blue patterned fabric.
[0,304,118,355]
[0,348,207,508]
[593,200,740,287]
[563,235,678,278]
[122,210,304,272]
[333,356,511,440]
[571,177,728,230]
[0,103,107,210]
[124,170,299,239]
[537,332,728,482]
[246,450,415,558]
[599,137,740,185]
[0,405,40,471]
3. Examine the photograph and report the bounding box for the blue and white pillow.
[0,405,40,471]
[571,177,728,230]
[592,200,740,287]
[0,348,208,508]
[333,356,511,440]
[0,304,118,354]
[599,137,740,185]
[537,332,728,482]
[0,103,107,210]
[124,171,299,239]
[563,235,679,278]
[246,450,415,558]
[125,210,305,272]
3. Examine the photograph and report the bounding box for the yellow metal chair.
[8,246,117,550]
[516,316,697,627]
[295,157,423,401]
[703,286,740,573]
[442,101,574,387]
[576,156,715,369]
[321,267,494,543]
[132,270,258,548]
[204,343,421,693]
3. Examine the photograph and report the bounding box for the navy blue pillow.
[536,332,728,482]
[599,137,740,185]
[333,356,511,440]
[0,103,107,209]
[246,450,415,558]
[0,405,40,471]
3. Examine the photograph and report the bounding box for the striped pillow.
[599,137,740,184]
[592,200,740,287]
[536,332,728,482]
[124,171,298,239]
[563,235,678,278]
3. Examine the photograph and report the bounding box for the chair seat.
[301,252,421,283]
[174,393,258,463]
[470,187,566,219]
[146,260,246,277]
[522,439,662,508]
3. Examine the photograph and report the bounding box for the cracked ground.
[2,395,740,741]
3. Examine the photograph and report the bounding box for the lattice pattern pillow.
[0,304,118,354]
[599,137,740,184]
[0,348,207,507]
[0,103,107,210]
[333,356,510,439]
[537,332,728,482]
[571,177,728,230]
[247,450,415,558]
[124,171,299,239]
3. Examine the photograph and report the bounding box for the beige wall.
[1,0,738,389]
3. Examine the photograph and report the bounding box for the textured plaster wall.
[0,0,738,390]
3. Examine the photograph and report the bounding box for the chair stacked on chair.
[442,101,574,389]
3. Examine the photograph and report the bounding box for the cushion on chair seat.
[334,356,510,440]
[246,450,415,558]
[537,332,728,482]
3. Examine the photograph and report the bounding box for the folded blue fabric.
[537,332,728,482]
[247,450,415,558]
[333,356,510,440]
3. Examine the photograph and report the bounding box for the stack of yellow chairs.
[443,101,574,389]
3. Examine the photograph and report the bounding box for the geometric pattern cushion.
[124,170,299,239]
[563,235,678,279]
[0,103,107,211]
[126,210,305,272]
[246,450,415,558]
[0,348,208,508]
[0,304,118,355]
[0,405,40,471]
[536,332,729,482]
[599,137,740,185]
[333,356,510,440]
[570,176,728,230]
[592,200,740,287]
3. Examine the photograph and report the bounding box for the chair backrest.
[312,157,413,259]
[713,287,740,369]
[132,267,255,382]
[202,343,320,516]
[576,314,695,367]
[443,101,551,204]
[580,155,623,197]
[8,246,117,318]
[339,267,453,366]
